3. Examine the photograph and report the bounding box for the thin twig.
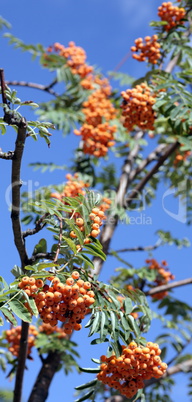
[167,339,191,367]
[44,78,58,90]
[53,217,63,263]
[5,80,59,97]
[125,141,179,206]
[146,277,192,296]
[129,143,167,183]
[22,213,49,238]
[109,240,162,254]
[28,252,54,264]
[0,68,8,105]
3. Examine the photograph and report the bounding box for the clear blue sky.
[0,1,191,401]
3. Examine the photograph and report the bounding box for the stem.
[53,218,63,263]
[1,69,29,402]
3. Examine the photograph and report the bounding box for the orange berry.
[70,231,77,238]
[75,218,84,226]
[90,230,100,237]
[35,279,44,288]
[71,271,80,280]
[66,277,74,286]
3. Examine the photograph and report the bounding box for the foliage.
[0,1,192,402]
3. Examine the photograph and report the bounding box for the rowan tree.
[0,1,192,401]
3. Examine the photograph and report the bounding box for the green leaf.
[0,276,9,291]
[88,311,100,337]
[109,310,116,335]
[91,337,109,345]
[120,312,131,331]
[76,253,94,268]
[74,389,94,402]
[108,71,135,86]
[127,315,140,337]
[79,366,100,374]
[9,300,32,323]
[75,378,97,390]
[23,265,36,272]
[33,238,47,255]
[91,358,101,364]
[27,298,39,317]
[100,311,107,341]
[62,236,77,254]
[0,307,17,325]
[123,298,133,315]
[36,262,59,271]
[82,244,106,261]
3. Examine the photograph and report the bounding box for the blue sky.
[0,1,191,401]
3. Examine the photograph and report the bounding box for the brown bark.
[28,352,61,402]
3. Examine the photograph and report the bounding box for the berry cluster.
[18,272,95,334]
[5,325,38,357]
[97,341,167,399]
[70,204,109,246]
[51,173,89,201]
[47,42,93,81]
[121,83,156,132]
[158,2,186,31]
[131,35,161,64]
[74,85,116,157]
[48,42,117,157]
[39,322,66,338]
[146,259,175,299]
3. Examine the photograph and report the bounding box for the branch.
[146,277,192,296]
[126,141,179,205]
[0,68,8,105]
[92,132,144,276]
[27,352,61,402]
[167,338,191,367]
[28,252,54,264]
[5,80,59,97]
[128,143,167,183]
[10,117,29,266]
[115,131,145,207]
[109,239,162,254]
[0,150,14,160]
[93,140,179,276]
[1,69,29,402]
[22,213,49,238]
[13,322,29,402]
